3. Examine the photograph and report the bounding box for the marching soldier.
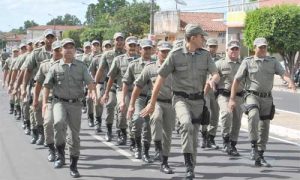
[229,37,296,167]
[43,38,96,178]
[141,24,220,179]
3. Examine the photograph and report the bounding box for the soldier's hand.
[127,105,135,120]
[42,103,47,118]
[101,93,109,104]
[228,98,236,112]
[119,101,126,113]
[32,99,39,111]
[140,104,155,118]
[21,86,27,99]
[208,80,217,91]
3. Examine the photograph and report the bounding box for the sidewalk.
[241,110,300,143]
[273,75,300,93]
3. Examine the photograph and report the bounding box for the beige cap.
[113,32,124,39]
[140,39,153,48]
[185,24,208,36]
[157,41,172,51]
[206,38,218,46]
[83,41,91,48]
[126,36,138,45]
[61,38,75,47]
[43,29,55,37]
[227,40,240,49]
[52,40,61,50]
[91,40,100,45]
[254,37,268,47]
[102,40,112,47]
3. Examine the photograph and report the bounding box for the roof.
[5,34,26,42]
[27,25,83,31]
[180,12,226,32]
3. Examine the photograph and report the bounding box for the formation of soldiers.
[1,24,296,179]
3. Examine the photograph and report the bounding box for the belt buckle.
[68,99,73,103]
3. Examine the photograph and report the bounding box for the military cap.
[52,40,61,50]
[102,40,112,47]
[91,40,100,45]
[12,47,19,52]
[83,41,91,48]
[43,29,55,37]
[227,40,240,49]
[157,41,172,51]
[113,32,124,39]
[254,37,268,47]
[140,39,153,48]
[19,43,26,49]
[185,24,208,36]
[206,38,218,46]
[126,36,138,45]
[26,39,33,45]
[61,38,75,47]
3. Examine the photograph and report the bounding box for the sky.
[0,0,234,32]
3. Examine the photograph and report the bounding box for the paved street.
[1,87,300,180]
[272,90,300,114]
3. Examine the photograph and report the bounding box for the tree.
[24,20,39,29]
[244,5,300,76]
[9,20,39,34]
[63,29,84,48]
[47,14,81,26]
[80,28,105,44]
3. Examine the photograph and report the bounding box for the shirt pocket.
[174,64,188,78]
[55,72,65,85]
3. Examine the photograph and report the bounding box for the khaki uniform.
[122,58,152,142]
[22,46,52,130]
[34,58,57,145]
[3,57,16,105]
[234,56,285,151]
[44,59,94,156]
[216,57,243,141]
[88,53,105,119]
[100,49,126,125]
[108,54,139,130]
[135,61,175,156]
[158,43,217,164]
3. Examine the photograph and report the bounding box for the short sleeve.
[235,59,248,81]
[43,66,55,89]
[135,66,150,88]
[274,59,285,76]
[158,52,174,78]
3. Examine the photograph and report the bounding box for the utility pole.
[150,0,155,34]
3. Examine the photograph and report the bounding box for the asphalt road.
[1,89,300,180]
[272,90,300,113]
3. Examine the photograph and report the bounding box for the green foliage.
[244,5,300,75]
[63,29,84,47]
[80,28,105,43]
[47,14,82,26]
[24,20,39,29]
[9,20,39,34]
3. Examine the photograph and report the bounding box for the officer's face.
[53,48,62,60]
[103,44,112,52]
[45,35,56,47]
[27,44,33,52]
[227,47,240,60]
[192,34,205,48]
[20,46,27,53]
[126,43,137,55]
[115,37,125,49]
[84,46,91,54]
[140,47,152,59]
[62,44,75,59]
[12,50,19,57]
[92,43,100,53]
[208,45,218,54]
[255,45,267,57]
[158,49,170,61]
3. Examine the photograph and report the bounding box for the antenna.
[174,0,187,10]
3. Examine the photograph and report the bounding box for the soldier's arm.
[274,59,297,91]
[104,58,119,95]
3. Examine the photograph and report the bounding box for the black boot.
[161,156,173,174]
[184,153,194,179]
[129,137,136,152]
[105,124,113,142]
[142,141,153,163]
[16,105,21,120]
[258,150,271,167]
[70,155,80,178]
[24,120,31,135]
[222,136,231,154]
[250,141,261,166]
[30,129,38,144]
[95,117,102,133]
[88,113,95,127]
[54,144,65,168]
[154,141,162,161]
[200,131,208,148]
[116,129,122,145]
[48,143,56,162]
[134,136,142,159]
[229,141,240,156]
[9,103,14,114]
[207,134,219,149]
[36,125,45,145]
[117,129,127,145]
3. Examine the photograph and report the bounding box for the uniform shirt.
[2,57,14,71]
[108,53,139,89]
[234,56,285,93]
[12,52,29,70]
[80,53,92,67]
[135,61,172,100]
[100,48,126,72]
[158,43,217,94]
[88,53,106,83]
[43,59,94,100]
[216,57,243,92]
[122,57,152,95]
[211,54,222,62]
[22,46,52,76]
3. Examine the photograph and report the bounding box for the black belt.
[247,90,272,98]
[157,98,172,103]
[54,96,80,103]
[218,89,245,97]
[173,91,203,100]
[110,89,116,94]
[47,97,53,103]
[98,82,104,85]
[139,94,147,98]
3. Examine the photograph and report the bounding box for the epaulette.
[244,56,254,61]
[40,59,51,64]
[265,56,276,61]
[32,47,43,54]
[145,61,156,67]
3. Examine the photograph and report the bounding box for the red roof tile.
[27,25,83,31]
[180,12,226,32]
[5,34,26,41]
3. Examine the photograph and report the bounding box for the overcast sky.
[0,0,230,32]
